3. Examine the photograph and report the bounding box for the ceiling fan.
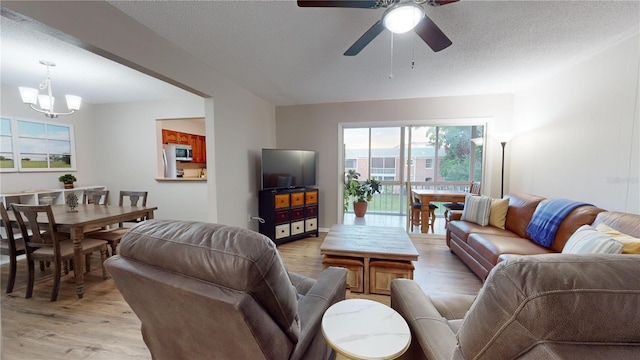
[297,0,459,56]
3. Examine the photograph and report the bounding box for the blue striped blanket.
[526,199,591,247]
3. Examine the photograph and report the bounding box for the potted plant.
[58,174,77,189]
[344,169,381,217]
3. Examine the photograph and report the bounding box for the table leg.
[363,257,370,294]
[420,205,429,233]
[71,227,85,299]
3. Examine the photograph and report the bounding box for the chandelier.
[19,60,81,118]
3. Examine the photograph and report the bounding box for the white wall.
[511,34,639,213]
[275,94,515,229]
[4,1,277,229]
[90,99,210,222]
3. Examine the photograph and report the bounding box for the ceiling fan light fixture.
[383,3,425,34]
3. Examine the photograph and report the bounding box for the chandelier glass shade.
[383,3,425,34]
[19,60,81,118]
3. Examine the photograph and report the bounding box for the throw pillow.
[461,195,492,226]
[562,224,623,254]
[595,223,640,254]
[489,198,509,229]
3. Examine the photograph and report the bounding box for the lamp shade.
[65,95,82,111]
[383,3,424,34]
[38,95,54,111]
[19,87,39,105]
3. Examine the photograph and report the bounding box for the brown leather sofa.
[446,193,609,279]
[391,253,640,360]
[105,219,347,360]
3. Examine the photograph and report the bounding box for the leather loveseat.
[446,192,639,280]
[391,253,640,360]
[105,219,347,360]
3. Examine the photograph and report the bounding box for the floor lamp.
[500,141,507,198]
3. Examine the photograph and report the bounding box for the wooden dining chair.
[86,191,148,256]
[82,189,110,205]
[443,182,481,225]
[0,202,26,294]
[11,204,108,301]
[406,183,437,233]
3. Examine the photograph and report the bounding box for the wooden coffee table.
[321,225,419,295]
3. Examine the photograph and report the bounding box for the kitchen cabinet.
[162,129,189,144]
[162,130,206,163]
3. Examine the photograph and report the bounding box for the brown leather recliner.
[105,219,347,360]
[391,253,640,359]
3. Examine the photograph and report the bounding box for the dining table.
[9,203,157,299]
[412,189,470,233]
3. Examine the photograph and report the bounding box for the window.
[0,118,15,171]
[425,159,433,169]
[345,158,357,169]
[0,117,76,172]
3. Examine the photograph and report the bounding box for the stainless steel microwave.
[173,144,193,161]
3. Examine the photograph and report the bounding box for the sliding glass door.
[343,123,484,218]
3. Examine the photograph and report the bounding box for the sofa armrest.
[290,266,347,360]
[449,210,463,221]
[391,279,473,360]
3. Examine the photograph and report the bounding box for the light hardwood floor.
[1,232,481,359]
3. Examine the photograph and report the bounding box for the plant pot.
[353,201,368,217]
[63,182,74,189]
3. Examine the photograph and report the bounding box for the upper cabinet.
[162,129,189,144]
[162,129,206,163]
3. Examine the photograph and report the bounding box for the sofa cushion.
[592,211,640,239]
[467,234,554,265]
[596,223,640,254]
[461,195,492,226]
[503,193,546,239]
[455,254,640,360]
[489,198,509,229]
[562,225,623,254]
[549,205,605,253]
[449,220,519,244]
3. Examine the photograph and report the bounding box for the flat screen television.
[261,149,317,190]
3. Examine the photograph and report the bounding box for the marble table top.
[321,299,411,360]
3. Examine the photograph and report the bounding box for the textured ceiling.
[2,1,639,106]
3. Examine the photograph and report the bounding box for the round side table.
[321,299,411,360]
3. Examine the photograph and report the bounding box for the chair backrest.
[83,190,110,205]
[105,219,300,359]
[0,202,19,254]
[454,254,640,359]
[11,204,62,251]
[406,181,417,230]
[119,191,148,206]
[470,181,481,195]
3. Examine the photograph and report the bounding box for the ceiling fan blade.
[344,20,385,56]
[414,15,452,52]
[297,1,380,8]
[426,0,460,6]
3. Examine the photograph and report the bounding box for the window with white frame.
[0,118,16,171]
[0,117,76,172]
